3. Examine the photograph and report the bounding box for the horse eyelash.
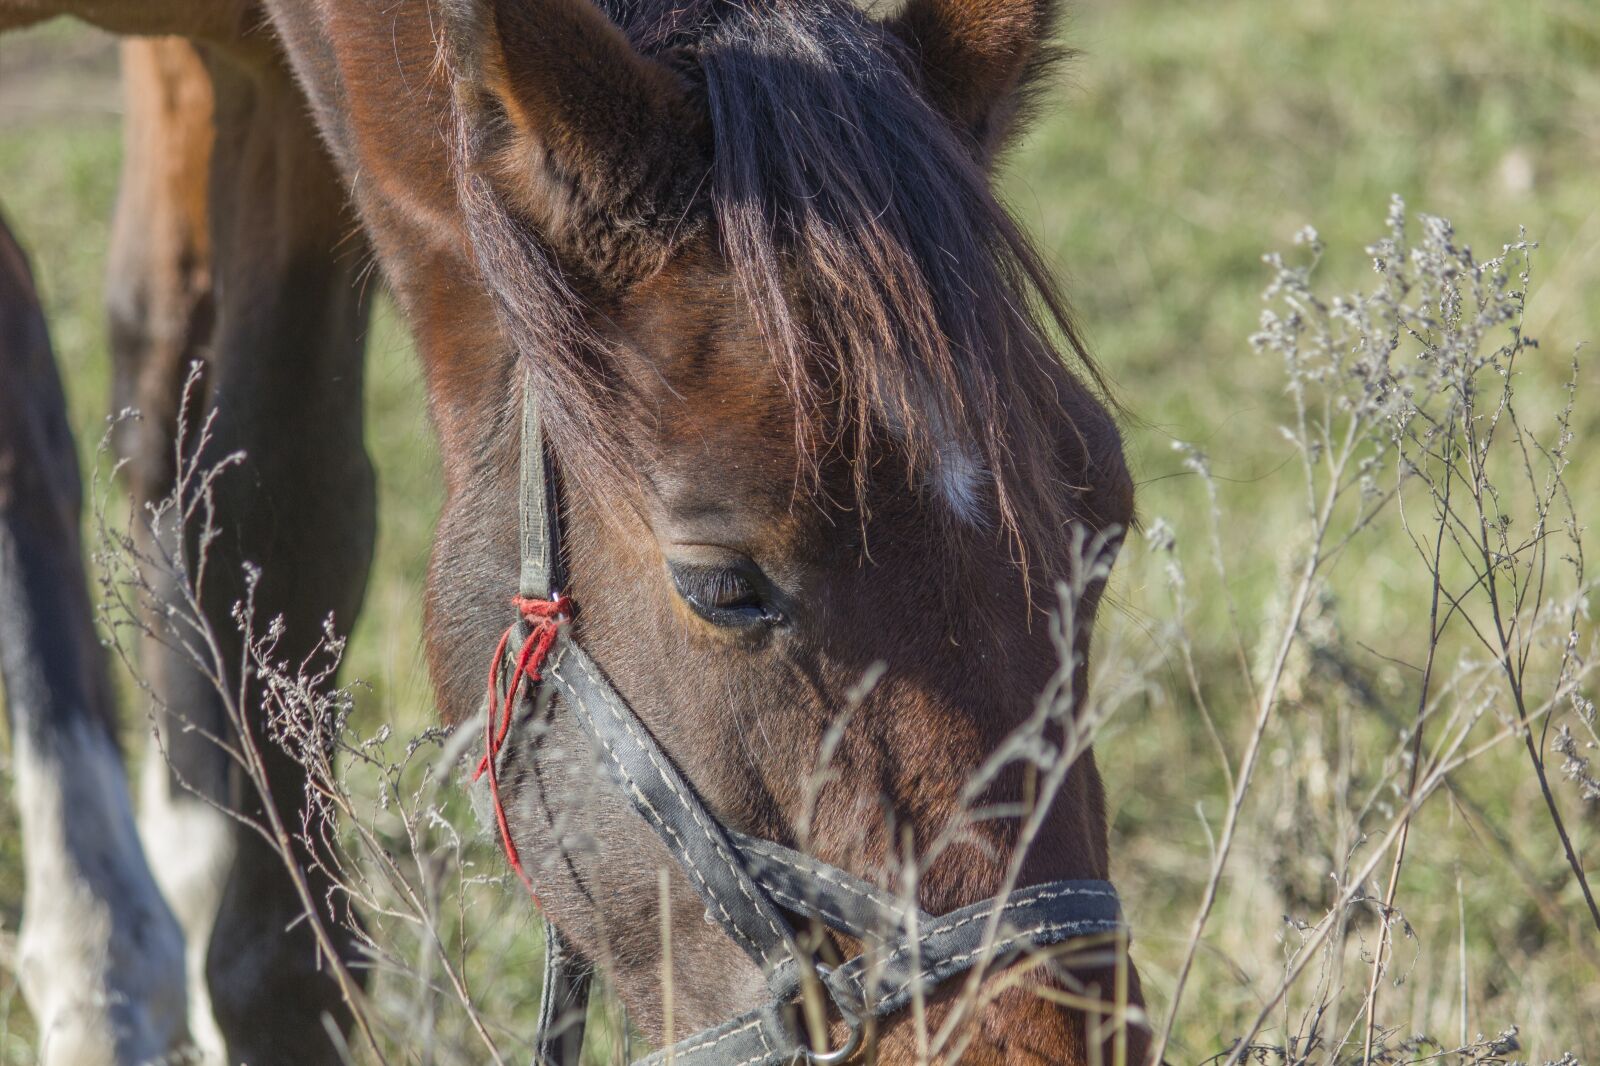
[673,565,758,607]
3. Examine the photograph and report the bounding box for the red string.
[473,592,571,905]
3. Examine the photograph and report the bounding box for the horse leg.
[104,35,376,1061]
[105,37,231,1064]
[182,43,375,1063]
[0,213,193,1063]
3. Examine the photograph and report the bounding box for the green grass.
[1,0,1597,1060]
[1005,2,1600,1059]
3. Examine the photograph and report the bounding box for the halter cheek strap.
[467,369,1128,1066]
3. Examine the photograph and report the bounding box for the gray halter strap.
[474,371,1126,1065]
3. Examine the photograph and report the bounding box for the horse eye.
[667,561,783,629]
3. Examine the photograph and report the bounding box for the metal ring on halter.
[800,1016,861,1065]
[799,966,863,1065]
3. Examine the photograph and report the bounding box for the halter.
[467,369,1128,1066]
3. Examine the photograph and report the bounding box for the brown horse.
[0,0,1146,1060]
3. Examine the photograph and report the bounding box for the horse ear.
[457,0,709,284]
[888,0,1059,157]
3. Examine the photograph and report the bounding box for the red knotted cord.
[472,592,571,904]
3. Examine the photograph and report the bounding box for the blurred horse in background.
[0,19,372,1063]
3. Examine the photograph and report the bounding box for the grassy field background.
[1,0,1597,1061]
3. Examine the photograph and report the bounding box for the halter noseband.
[467,370,1127,1066]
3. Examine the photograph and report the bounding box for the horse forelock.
[448,0,1126,584]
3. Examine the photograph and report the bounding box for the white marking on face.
[877,381,990,526]
[932,443,987,526]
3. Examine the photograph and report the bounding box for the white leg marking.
[137,739,235,1066]
[12,717,192,1065]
